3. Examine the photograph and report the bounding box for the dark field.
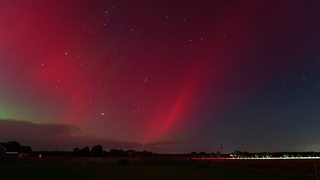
[0,157,318,179]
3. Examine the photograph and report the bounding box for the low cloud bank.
[0,119,191,152]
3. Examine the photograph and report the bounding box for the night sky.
[1,0,320,153]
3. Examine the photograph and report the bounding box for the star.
[144,78,149,83]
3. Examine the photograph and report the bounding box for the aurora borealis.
[1,0,320,152]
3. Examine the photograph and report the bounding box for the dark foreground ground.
[0,157,318,179]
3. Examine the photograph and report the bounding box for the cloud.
[0,119,205,152]
[0,119,84,150]
[0,119,80,138]
[0,119,149,151]
[0,119,167,152]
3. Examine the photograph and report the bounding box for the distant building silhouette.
[0,141,32,157]
[0,144,6,155]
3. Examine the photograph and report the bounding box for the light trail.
[190,157,320,160]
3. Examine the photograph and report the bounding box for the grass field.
[0,157,303,180]
[0,162,296,180]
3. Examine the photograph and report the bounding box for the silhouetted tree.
[7,141,20,147]
[211,152,218,158]
[142,150,152,156]
[125,150,136,156]
[73,146,90,156]
[109,149,125,157]
[82,147,90,155]
[91,145,103,156]
[190,152,197,157]
[198,151,207,157]
[73,147,81,156]
[233,151,252,158]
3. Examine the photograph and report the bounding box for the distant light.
[190,157,320,161]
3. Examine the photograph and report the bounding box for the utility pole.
[219,144,223,155]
